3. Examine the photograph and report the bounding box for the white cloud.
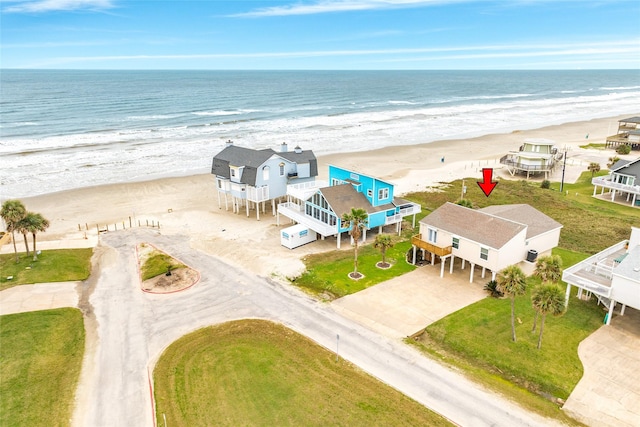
[3,0,115,13]
[230,0,461,17]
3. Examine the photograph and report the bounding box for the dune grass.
[154,319,451,427]
[0,248,93,291]
[0,308,85,427]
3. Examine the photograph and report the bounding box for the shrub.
[455,199,473,208]
[616,144,631,155]
[540,180,551,189]
[484,280,503,298]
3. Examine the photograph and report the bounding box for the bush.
[484,280,503,298]
[455,199,473,208]
[540,180,551,189]
[616,144,631,155]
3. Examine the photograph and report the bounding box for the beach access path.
[69,228,561,427]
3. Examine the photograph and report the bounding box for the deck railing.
[277,202,337,236]
[410,235,452,257]
[499,157,554,172]
[592,177,640,195]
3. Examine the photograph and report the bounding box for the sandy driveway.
[68,228,560,427]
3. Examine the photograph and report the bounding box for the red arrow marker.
[477,168,498,197]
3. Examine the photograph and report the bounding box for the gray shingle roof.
[479,204,562,239]
[211,144,318,185]
[420,202,526,249]
[610,157,640,180]
[620,116,640,124]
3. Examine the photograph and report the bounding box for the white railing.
[286,180,328,201]
[247,186,270,203]
[277,202,337,236]
[398,203,421,216]
[562,272,613,297]
[562,240,628,297]
[592,177,640,195]
[385,214,402,225]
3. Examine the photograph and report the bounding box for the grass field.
[0,248,93,291]
[153,320,452,427]
[291,237,415,299]
[0,308,85,427]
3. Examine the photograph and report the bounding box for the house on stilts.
[211,141,318,219]
[562,227,640,325]
[410,203,562,282]
[277,165,421,248]
[592,157,640,208]
[605,116,640,151]
[500,139,563,179]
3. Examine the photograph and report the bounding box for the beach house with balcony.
[592,157,640,208]
[562,227,640,325]
[411,203,562,282]
[605,116,640,151]
[277,165,421,248]
[211,141,317,219]
[500,139,562,179]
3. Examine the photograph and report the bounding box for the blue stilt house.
[277,165,421,248]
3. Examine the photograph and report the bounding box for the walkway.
[0,281,80,315]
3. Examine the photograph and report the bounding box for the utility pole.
[560,146,569,193]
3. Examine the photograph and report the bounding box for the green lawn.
[0,308,85,427]
[291,238,416,299]
[153,319,451,427]
[0,248,93,291]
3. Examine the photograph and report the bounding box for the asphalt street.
[72,229,560,427]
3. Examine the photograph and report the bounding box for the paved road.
[73,229,560,427]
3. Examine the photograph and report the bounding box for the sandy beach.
[9,113,638,278]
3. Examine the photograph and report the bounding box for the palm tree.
[22,212,50,261]
[607,156,620,168]
[497,265,527,342]
[1,199,27,263]
[587,162,601,177]
[531,283,565,349]
[531,254,563,332]
[341,208,368,278]
[15,217,31,257]
[373,234,393,268]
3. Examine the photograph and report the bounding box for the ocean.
[1,69,639,198]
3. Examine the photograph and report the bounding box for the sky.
[1,0,639,69]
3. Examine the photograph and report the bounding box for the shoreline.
[7,112,639,278]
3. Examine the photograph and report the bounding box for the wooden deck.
[411,235,452,257]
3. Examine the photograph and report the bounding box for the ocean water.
[1,69,639,198]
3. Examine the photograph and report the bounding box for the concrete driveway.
[562,308,640,427]
[332,262,487,338]
[68,228,559,427]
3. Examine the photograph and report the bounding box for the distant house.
[605,116,640,151]
[411,203,562,282]
[563,227,640,325]
[592,157,640,208]
[277,165,421,248]
[211,141,317,219]
[499,139,562,179]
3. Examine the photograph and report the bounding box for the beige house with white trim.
[412,203,562,282]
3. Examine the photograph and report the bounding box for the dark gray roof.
[610,157,640,180]
[320,184,390,218]
[211,145,318,185]
[421,202,526,249]
[619,116,640,124]
[280,149,318,177]
[479,204,562,240]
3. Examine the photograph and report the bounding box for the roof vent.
[226,139,233,147]
[281,142,288,153]
[294,145,302,154]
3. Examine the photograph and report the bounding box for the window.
[452,237,459,249]
[230,169,236,177]
[378,188,389,200]
[279,162,285,176]
[427,228,437,243]
[480,247,489,260]
[331,178,342,186]
[217,180,222,189]
[262,166,270,181]
[367,189,373,197]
